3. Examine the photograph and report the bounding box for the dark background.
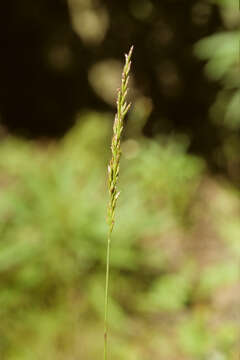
[0,1,223,162]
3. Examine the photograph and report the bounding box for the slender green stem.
[104,229,112,360]
[104,46,133,360]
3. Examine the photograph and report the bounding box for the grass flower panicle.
[104,46,133,360]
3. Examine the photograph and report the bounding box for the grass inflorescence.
[104,46,133,360]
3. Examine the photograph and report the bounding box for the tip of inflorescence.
[126,45,134,59]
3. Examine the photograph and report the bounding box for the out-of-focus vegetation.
[195,0,240,180]
[0,0,239,359]
[0,112,239,359]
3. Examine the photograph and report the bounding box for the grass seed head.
[107,46,133,230]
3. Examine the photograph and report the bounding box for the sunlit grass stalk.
[104,46,133,360]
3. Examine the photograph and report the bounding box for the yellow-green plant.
[104,46,133,360]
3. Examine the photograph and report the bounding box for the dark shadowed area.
[0,1,223,164]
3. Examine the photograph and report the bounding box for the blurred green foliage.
[196,30,239,129]
[0,112,239,359]
[195,0,240,181]
[195,0,239,124]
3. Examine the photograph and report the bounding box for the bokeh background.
[0,0,239,359]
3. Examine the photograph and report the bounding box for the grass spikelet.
[104,46,133,360]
